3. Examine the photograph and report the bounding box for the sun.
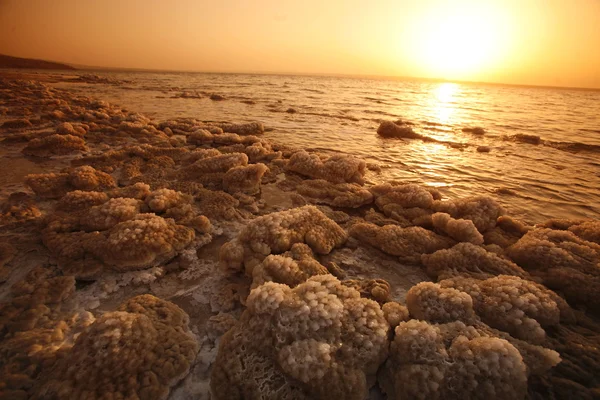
[407,2,511,80]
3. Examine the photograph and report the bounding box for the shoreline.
[1,73,599,399]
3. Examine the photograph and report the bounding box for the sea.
[47,70,600,224]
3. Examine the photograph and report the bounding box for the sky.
[1,0,599,88]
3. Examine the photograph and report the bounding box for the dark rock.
[462,126,486,135]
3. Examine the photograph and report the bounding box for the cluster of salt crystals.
[432,195,505,233]
[383,319,528,400]
[381,301,410,327]
[296,179,374,208]
[81,197,140,231]
[211,275,390,399]
[421,242,529,280]
[56,121,87,136]
[506,227,600,309]
[145,188,187,211]
[178,152,249,178]
[219,205,347,273]
[440,275,568,343]
[251,253,328,289]
[35,295,198,400]
[278,339,333,382]
[349,222,454,262]
[431,212,484,245]
[22,133,88,157]
[286,150,366,184]
[222,163,268,195]
[378,279,564,400]
[371,183,435,209]
[103,214,194,269]
[406,282,475,323]
[25,165,117,199]
[567,220,600,243]
[57,190,109,211]
[216,121,264,135]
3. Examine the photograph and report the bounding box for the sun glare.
[430,82,459,124]
[407,1,512,80]
[434,82,457,103]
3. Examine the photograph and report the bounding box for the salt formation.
[217,121,264,135]
[222,163,268,195]
[177,152,248,180]
[99,214,196,270]
[145,187,188,212]
[349,222,454,263]
[194,188,242,220]
[364,208,407,227]
[56,190,109,211]
[381,301,410,327]
[144,188,211,230]
[369,183,438,226]
[186,128,215,145]
[404,282,561,370]
[406,282,476,323]
[380,319,528,400]
[439,276,570,343]
[433,195,505,233]
[483,215,530,248]
[186,130,269,155]
[462,126,486,135]
[566,219,600,244]
[22,134,87,157]
[508,228,600,274]
[220,206,347,273]
[422,242,529,280]
[342,278,392,304]
[371,183,435,209]
[35,295,198,400]
[285,150,366,184]
[507,228,600,310]
[296,179,373,208]
[249,243,329,290]
[0,267,88,399]
[251,253,328,289]
[380,281,562,400]
[242,141,282,163]
[55,121,87,136]
[432,212,484,244]
[1,118,32,129]
[0,192,42,224]
[377,120,422,139]
[210,275,389,399]
[26,166,116,199]
[80,197,141,231]
[41,187,202,279]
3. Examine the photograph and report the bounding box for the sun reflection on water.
[435,83,458,102]
[431,82,459,124]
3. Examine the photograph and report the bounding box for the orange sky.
[1,0,599,88]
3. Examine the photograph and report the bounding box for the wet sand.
[1,71,599,399]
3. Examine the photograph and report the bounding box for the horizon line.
[2,52,600,92]
[72,65,600,92]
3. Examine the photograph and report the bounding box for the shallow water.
[50,71,600,223]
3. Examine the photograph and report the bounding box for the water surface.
[51,71,600,223]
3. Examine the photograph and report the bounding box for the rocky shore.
[0,74,599,399]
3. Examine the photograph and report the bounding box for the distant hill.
[0,54,76,70]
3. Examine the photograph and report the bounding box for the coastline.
[1,72,599,399]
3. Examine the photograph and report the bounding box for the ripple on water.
[50,72,600,222]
